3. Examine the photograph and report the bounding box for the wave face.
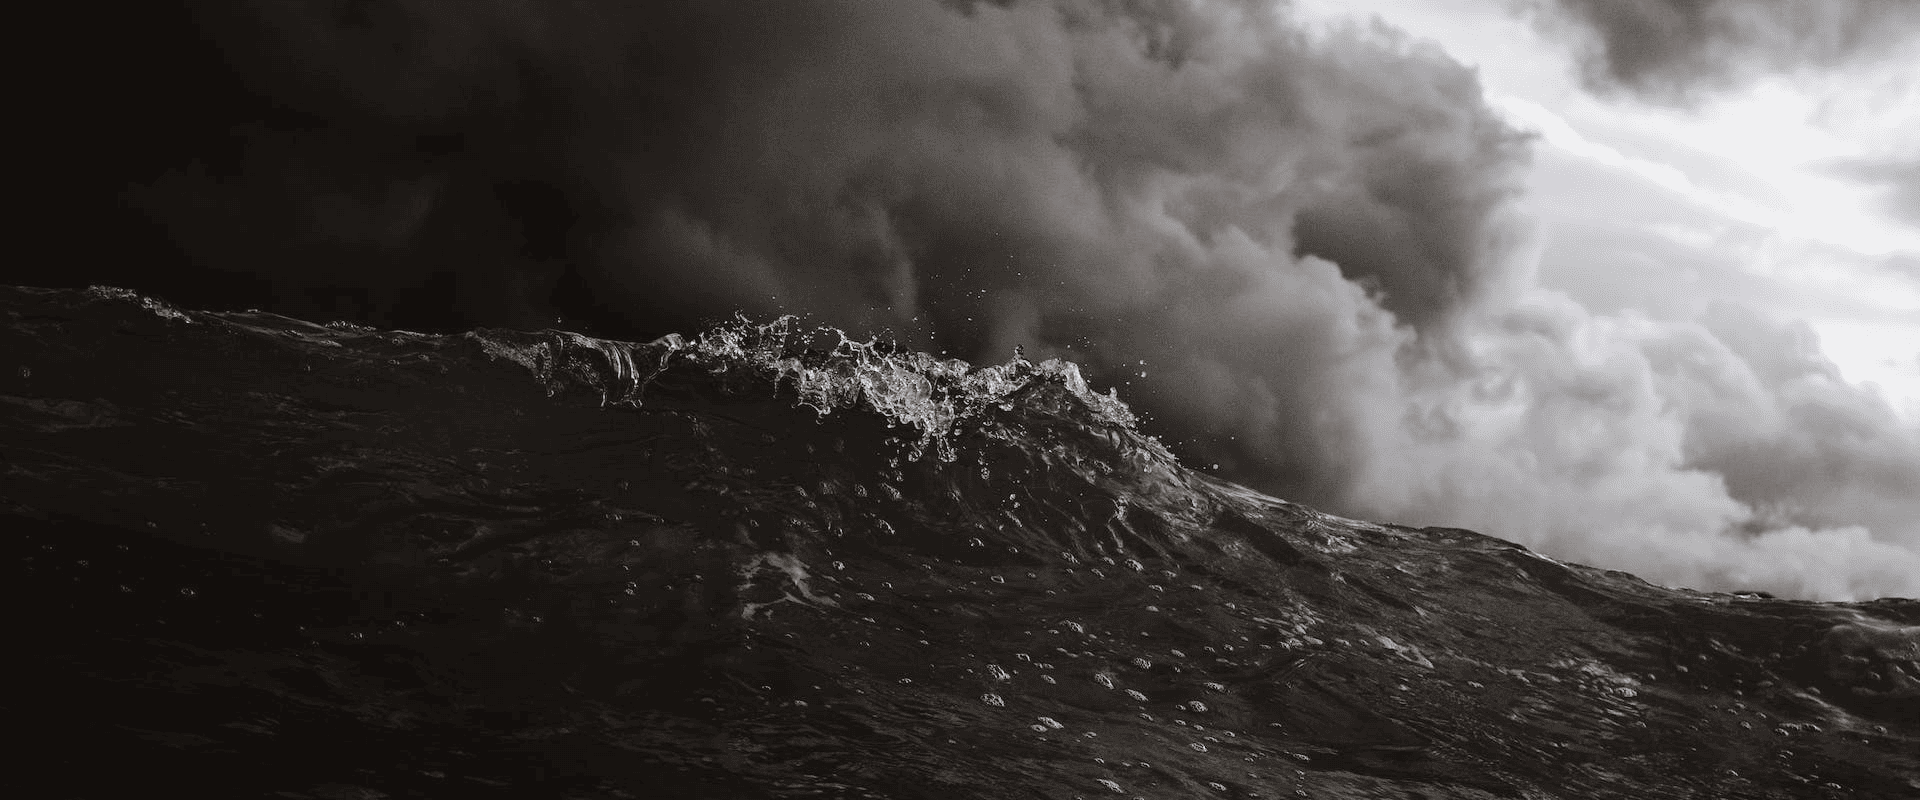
[7,285,1918,799]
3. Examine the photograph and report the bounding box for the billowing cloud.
[89,0,1920,598]
[1348,295,1920,600]
[1522,0,1920,102]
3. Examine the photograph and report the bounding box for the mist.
[83,0,1920,599]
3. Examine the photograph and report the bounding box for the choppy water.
[7,285,1918,798]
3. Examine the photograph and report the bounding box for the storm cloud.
[1524,0,1920,102]
[84,0,1920,598]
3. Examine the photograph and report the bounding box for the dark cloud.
[52,0,1920,598]
[77,0,1533,489]
[1523,0,1920,102]
[1668,307,1920,538]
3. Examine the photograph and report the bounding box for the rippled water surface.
[7,286,1918,798]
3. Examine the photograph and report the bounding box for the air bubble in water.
[981,693,1005,707]
[1095,673,1115,689]
[988,664,1011,681]
[1037,716,1063,730]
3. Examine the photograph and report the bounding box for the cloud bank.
[99,0,1920,599]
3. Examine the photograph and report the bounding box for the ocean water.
[7,285,1918,798]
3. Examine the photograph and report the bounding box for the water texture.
[6,285,1916,798]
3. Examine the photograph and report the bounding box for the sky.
[1293,0,1920,417]
[50,0,1920,600]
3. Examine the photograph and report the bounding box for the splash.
[84,285,194,323]
[474,315,1142,463]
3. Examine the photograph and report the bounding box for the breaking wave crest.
[470,315,1147,464]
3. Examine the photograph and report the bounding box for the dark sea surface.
[6,285,1917,799]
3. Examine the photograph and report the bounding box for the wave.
[6,284,1918,798]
